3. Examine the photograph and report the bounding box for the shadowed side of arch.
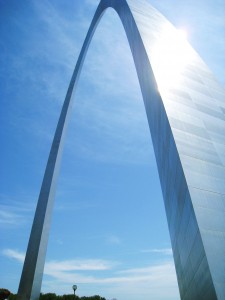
[17,0,225,299]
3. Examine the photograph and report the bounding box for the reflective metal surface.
[17,0,225,299]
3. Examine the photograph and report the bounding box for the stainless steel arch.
[17,0,225,299]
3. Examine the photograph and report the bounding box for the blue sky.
[0,0,225,299]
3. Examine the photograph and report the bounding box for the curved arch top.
[17,1,225,299]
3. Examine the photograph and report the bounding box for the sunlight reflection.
[151,25,194,94]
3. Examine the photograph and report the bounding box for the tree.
[61,295,79,300]
[40,293,58,300]
[0,289,10,300]
[6,292,106,300]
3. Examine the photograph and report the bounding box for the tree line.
[0,290,106,300]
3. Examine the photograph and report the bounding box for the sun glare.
[151,25,194,94]
[176,29,188,41]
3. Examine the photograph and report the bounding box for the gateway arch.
[17,0,225,299]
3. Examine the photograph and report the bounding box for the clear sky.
[0,0,225,300]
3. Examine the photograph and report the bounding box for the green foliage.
[39,294,106,300]
[61,295,79,300]
[40,293,59,300]
[8,295,16,300]
[6,293,106,300]
[80,296,106,300]
[0,289,11,300]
